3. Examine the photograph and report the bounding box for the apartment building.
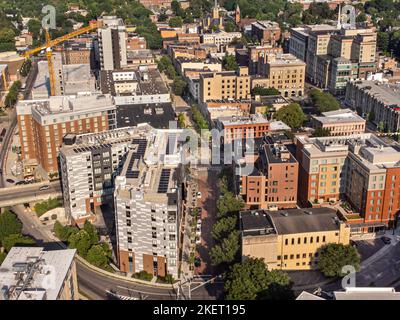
[174,57,222,76]
[199,67,251,103]
[201,99,251,121]
[100,68,175,128]
[239,139,298,210]
[312,109,366,136]
[0,247,79,300]
[126,34,147,50]
[296,133,400,231]
[114,128,184,278]
[251,21,281,46]
[252,53,306,97]
[201,30,242,49]
[289,24,377,94]
[96,16,127,70]
[247,45,283,75]
[345,80,400,133]
[216,114,270,144]
[0,64,10,102]
[240,208,350,270]
[16,93,116,175]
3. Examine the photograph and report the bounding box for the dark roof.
[116,103,175,129]
[240,210,276,236]
[268,208,341,235]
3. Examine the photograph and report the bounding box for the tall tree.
[0,210,22,244]
[210,231,240,266]
[224,258,294,300]
[274,103,306,129]
[317,243,360,277]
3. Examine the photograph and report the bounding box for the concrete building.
[201,99,251,121]
[0,64,10,102]
[240,208,350,270]
[99,68,174,129]
[239,138,299,210]
[32,54,63,99]
[174,57,222,76]
[251,21,281,46]
[114,127,184,278]
[0,247,78,300]
[312,109,366,136]
[139,0,172,9]
[126,34,147,50]
[296,133,400,233]
[252,53,306,97]
[201,30,242,49]
[216,113,270,144]
[289,24,377,94]
[97,16,127,70]
[345,80,400,133]
[199,67,251,103]
[247,45,283,75]
[0,51,25,82]
[16,93,116,175]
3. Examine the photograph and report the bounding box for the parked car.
[39,185,50,191]
[194,257,201,267]
[381,236,391,245]
[6,178,15,184]
[196,226,201,236]
[195,236,201,245]
[196,191,202,199]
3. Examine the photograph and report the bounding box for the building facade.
[240,208,350,270]
[312,109,366,136]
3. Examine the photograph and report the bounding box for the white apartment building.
[113,127,184,278]
[202,30,242,49]
[97,16,127,70]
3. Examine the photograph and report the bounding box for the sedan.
[381,236,391,245]
[6,178,15,184]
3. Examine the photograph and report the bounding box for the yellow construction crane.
[23,20,100,96]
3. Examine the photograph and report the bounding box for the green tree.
[178,113,186,128]
[274,103,306,129]
[317,243,360,277]
[217,192,245,218]
[313,127,331,137]
[169,16,183,27]
[252,86,280,96]
[2,234,35,252]
[224,20,236,32]
[53,221,78,242]
[378,121,385,132]
[0,210,22,244]
[20,59,32,77]
[309,89,340,113]
[211,216,237,241]
[83,221,99,246]
[68,230,92,257]
[224,258,294,300]
[27,19,42,41]
[86,244,109,269]
[222,54,238,71]
[172,77,187,96]
[0,27,16,52]
[0,252,6,264]
[368,110,375,122]
[210,230,240,266]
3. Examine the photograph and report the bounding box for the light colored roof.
[314,109,366,124]
[0,247,76,300]
[296,291,326,300]
[334,287,400,300]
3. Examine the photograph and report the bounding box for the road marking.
[116,285,176,297]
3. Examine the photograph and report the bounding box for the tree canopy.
[274,103,306,129]
[309,89,340,113]
[222,55,238,71]
[317,243,361,277]
[252,86,280,96]
[0,210,22,245]
[224,258,294,300]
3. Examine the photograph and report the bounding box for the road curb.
[75,255,176,289]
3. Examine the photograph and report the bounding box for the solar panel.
[157,169,171,193]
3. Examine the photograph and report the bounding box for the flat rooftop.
[0,247,76,300]
[313,108,366,124]
[218,114,269,127]
[350,80,400,108]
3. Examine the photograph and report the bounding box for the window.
[285,239,288,245]
[322,235,326,242]
[304,237,307,244]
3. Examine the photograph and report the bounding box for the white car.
[195,236,201,245]
[196,226,201,236]
[196,192,202,199]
